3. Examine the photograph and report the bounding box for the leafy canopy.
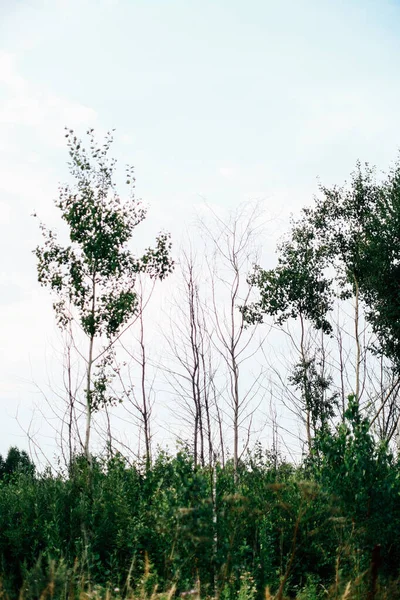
[35,128,174,340]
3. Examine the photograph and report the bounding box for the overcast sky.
[1,0,400,458]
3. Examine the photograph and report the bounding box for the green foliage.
[309,396,400,576]
[237,572,257,600]
[34,129,174,419]
[1,442,398,599]
[21,146,400,600]
[33,129,174,461]
[35,129,173,340]
[0,447,35,480]
[301,162,379,299]
[242,221,333,334]
[297,160,400,371]
[252,158,400,371]
[242,158,400,436]
[289,357,339,431]
[351,161,400,366]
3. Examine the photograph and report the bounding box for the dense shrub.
[0,427,399,598]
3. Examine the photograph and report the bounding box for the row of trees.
[243,161,400,452]
[2,129,400,597]
[33,130,400,477]
[33,129,269,476]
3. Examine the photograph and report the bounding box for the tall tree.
[242,219,334,449]
[115,275,157,468]
[34,128,174,464]
[164,247,218,468]
[354,161,400,367]
[200,202,266,481]
[300,163,400,429]
[301,163,379,401]
[244,160,400,448]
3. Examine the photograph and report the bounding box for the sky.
[1,0,400,459]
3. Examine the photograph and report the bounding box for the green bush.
[0,436,399,598]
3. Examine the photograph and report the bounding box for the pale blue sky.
[1,0,400,457]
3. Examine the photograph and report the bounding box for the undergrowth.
[1,404,399,600]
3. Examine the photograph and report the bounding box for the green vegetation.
[1,418,400,599]
[34,129,173,466]
[4,133,400,598]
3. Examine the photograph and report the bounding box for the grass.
[1,561,399,600]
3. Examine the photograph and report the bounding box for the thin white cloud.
[219,166,237,180]
[0,51,97,146]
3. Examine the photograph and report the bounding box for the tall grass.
[1,559,399,600]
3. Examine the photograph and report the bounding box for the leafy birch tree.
[34,128,174,464]
[241,219,335,448]
[243,161,400,448]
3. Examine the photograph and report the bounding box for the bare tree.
[109,276,158,469]
[199,202,267,482]
[163,247,219,467]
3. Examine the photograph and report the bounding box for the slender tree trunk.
[85,333,94,466]
[211,453,218,594]
[299,314,312,452]
[228,262,240,485]
[215,394,225,468]
[354,275,361,401]
[85,276,96,466]
[202,352,214,467]
[196,368,205,467]
[337,322,346,422]
[232,353,239,484]
[138,308,152,469]
[66,328,75,466]
[194,412,199,469]
[105,404,113,458]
